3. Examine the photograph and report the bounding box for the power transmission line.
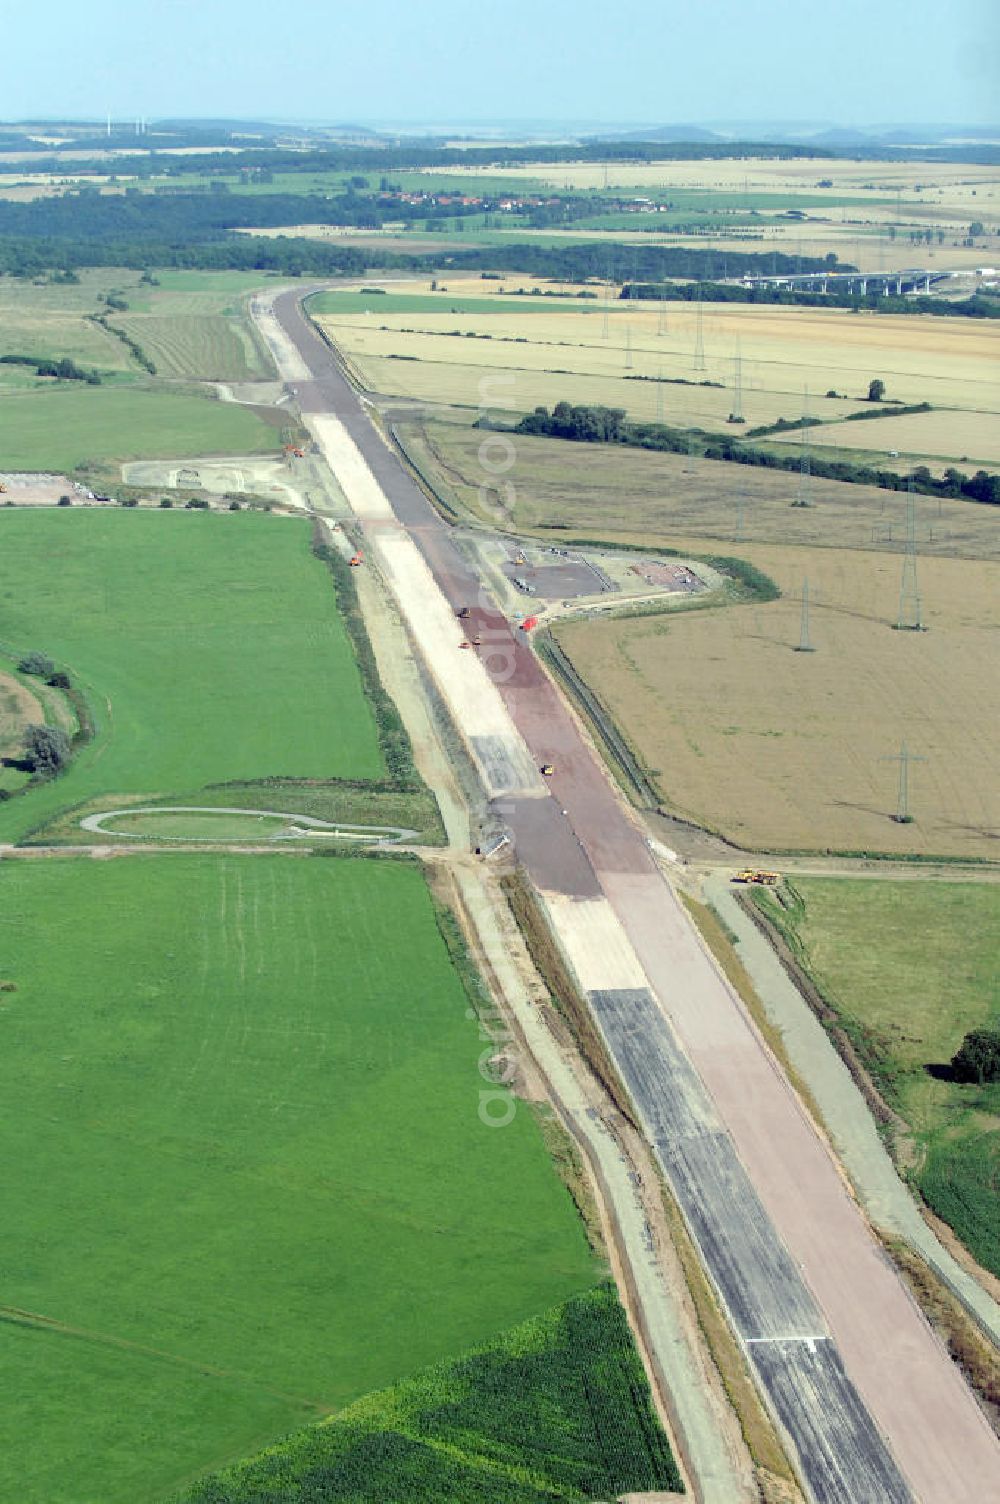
[734,486,746,541]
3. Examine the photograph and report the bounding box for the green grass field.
[306,290,593,317]
[108,315,268,381]
[177,1283,681,1502]
[0,269,138,372]
[753,878,1000,1274]
[0,855,599,1503]
[0,267,281,387]
[0,510,382,841]
[0,386,278,471]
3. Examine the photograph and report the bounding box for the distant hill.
[596,123,724,143]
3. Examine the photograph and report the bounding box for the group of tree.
[461,241,844,282]
[0,353,100,382]
[21,724,70,777]
[951,1029,1000,1085]
[513,402,1000,506]
[622,279,1000,321]
[10,653,75,779]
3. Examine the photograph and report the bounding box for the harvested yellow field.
[401,418,1000,561]
[353,349,834,429]
[442,155,1000,207]
[771,406,1000,466]
[556,545,1000,859]
[317,296,999,440]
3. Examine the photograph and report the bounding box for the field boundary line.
[0,1305,330,1411]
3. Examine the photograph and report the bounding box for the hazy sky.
[10,0,999,127]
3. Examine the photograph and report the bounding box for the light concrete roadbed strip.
[540,892,651,991]
[250,294,311,382]
[308,426,541,799]
[307,414,395,520]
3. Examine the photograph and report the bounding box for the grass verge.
[881,1236,1000,1427]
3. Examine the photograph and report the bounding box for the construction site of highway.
[239,284,1000,1504]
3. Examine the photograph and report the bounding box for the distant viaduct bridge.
[738,267,992,296]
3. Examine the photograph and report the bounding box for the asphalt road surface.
[268,287,1000,1503]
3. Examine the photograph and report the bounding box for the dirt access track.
[258,286,1000,1504]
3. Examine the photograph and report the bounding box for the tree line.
[514,402,1000,506]
[622,279,1000,320]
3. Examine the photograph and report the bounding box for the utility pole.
[602,253,614,340]
[897,483,925,630]
[729,342,744,423]
[734,486,746,541]
[793,387,811,507]
[795,577,816,651]
[657,297,667,337]
[881,741,926,824]
[692,301,706,371]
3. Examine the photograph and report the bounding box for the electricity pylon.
[692,301,706,371]
[881,741,926,823]
[896,484,925,630]
[729,342,744,423]
[795,577,816,651]
[793,387,811,507]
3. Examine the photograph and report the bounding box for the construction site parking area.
[0,855,600,1504]
[470,535,716,619]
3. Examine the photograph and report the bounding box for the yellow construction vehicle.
[733,869,780,886]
